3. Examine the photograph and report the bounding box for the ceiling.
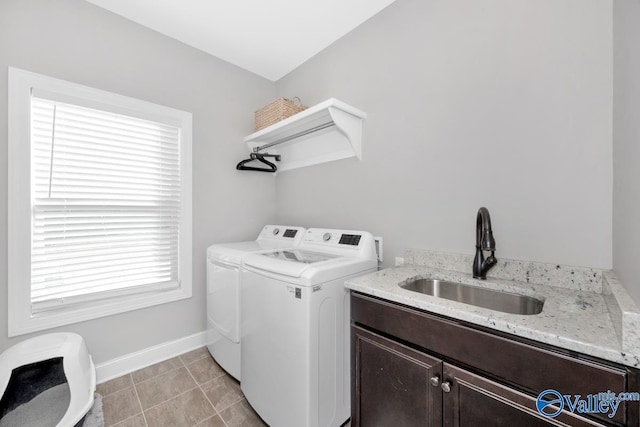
[84,0,397,81]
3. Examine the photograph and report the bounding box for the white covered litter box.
[0,333,96,427]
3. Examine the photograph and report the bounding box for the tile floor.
[97,347,266,427]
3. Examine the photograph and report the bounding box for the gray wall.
[613,0,640,304]
[0,0,277,362]
[0,0,627,363]
[275,0,613,270]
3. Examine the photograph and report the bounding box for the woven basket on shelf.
[255,97,306,131]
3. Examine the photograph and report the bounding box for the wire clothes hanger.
[236,152,281,173]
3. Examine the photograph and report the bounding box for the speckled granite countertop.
[345,250,640,368]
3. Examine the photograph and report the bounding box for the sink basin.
[399,278,544,315]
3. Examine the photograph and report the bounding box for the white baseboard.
[95,330,208,383]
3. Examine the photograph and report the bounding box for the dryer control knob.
[273,228,280,235]
[323,232,332,241]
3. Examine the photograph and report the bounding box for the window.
[8,68,192,336]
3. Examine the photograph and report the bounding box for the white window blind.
[30,95,182,312]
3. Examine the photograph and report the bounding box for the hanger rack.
[237,122,334,173]
[251,121,334,153]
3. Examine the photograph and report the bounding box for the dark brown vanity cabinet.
[351,292,640,427]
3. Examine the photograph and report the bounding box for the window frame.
[8,67,193,337]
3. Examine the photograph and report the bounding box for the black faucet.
[473,207,497,279]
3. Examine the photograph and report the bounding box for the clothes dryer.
[206,225,305,380]
[241,228,377,427]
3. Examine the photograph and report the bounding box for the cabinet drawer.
[351,292,633,426]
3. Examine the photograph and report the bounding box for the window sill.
[8,285,192,337]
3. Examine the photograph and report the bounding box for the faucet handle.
[485,252,497,268]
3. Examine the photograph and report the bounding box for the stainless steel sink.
[400,278,544,315]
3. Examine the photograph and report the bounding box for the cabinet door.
[352,326,442,427]
[442,363,607,427]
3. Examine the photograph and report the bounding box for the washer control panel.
[303,229,364,247]
[300,228,377,260]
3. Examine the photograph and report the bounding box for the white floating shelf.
[244,98,367,172]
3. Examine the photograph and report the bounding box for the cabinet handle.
[441,381,452,393]
[429,375,440,387]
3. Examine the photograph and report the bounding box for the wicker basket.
[255,97,306,131]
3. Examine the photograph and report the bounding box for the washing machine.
[241,228,378,427]
[206,225,305,380]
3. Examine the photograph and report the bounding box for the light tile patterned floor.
[97,347,267,427]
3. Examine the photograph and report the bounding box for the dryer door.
[207,259,240,343]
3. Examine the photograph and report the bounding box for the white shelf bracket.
[328,106,363,160]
